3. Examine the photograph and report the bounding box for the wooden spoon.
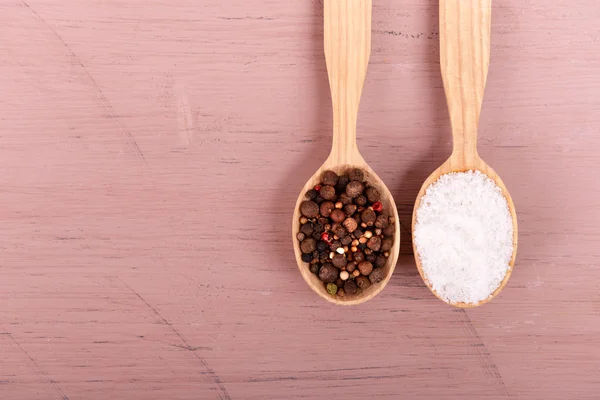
[411,0,518,307]
[292,0,400,305]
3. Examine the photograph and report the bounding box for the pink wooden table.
[1,1,599,399]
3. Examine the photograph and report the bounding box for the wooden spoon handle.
[440,0,491,163]
[324,0,372,164]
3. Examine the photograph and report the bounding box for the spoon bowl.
[413,155,518,308]
[293,161,400,305]
[412,0,518,307]
[292,0,400,305]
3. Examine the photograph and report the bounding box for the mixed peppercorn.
[297,168,395,298]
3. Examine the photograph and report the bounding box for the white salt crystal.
[414,170,514,305]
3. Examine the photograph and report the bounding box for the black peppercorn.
[306,189,317,200]
[338,193,353,206]
[314,223,325,234]
[319,201,335,218]
[346,181,364,198]
[355,275,371,289]
[361,208,376,225]
[375,215,389,229]
[300,222,314,236]
[329,240,342,252]
[322,170,339,186]
[314,194,324,204]
[319,251,330,262]
[365,187,380,202]
[335,175,349,193]
[382,225,395,237]
[344,279,359,296]
[348,168,364,182]
[332,253,347,268]
[346,262,357,272]
[355,195,367,206]
[318,263,338,283]
[300,201,319,218]
[300,238,317,254]
[335,277,344,288]
[358,261,373,275]
[381,237,393,252]
[316,240,329,252]
[334,226,348,239]
[344,204,357,215]
[366,253,376,264]
[375,255,386,268]
[367,236,382,251]
[354,251,365,263]
[331,222,341,231]
[369,268,386,284]
[330,209,346,223]
[309,264,320,275]
[320,185,337,201]
[343,218,358,234]
[358,243,366,250]
[341,235,352,246]
[301,253,313,263]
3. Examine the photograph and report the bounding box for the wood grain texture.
[1,0,600,399]
[292,0,401,305]
[324,0,371,162]
[440,0,490,159]
[413,0,519,308]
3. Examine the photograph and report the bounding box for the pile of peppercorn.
[296,168,395,298]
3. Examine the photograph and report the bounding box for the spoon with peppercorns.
[292,0,400,305]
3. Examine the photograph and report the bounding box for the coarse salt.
[414,170,514,305]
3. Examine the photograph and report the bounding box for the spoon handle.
[324,0,371,164]
[440,0,491,164]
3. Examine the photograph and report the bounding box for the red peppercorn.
[372,201,383,212]
[314,185,322,191]
[321,232,333,244]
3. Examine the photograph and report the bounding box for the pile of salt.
[414,170,514,305]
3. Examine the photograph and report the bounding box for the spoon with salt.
[412,0,518,307]
[292,0,400,305]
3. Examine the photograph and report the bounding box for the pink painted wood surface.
[1,0,599,398]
